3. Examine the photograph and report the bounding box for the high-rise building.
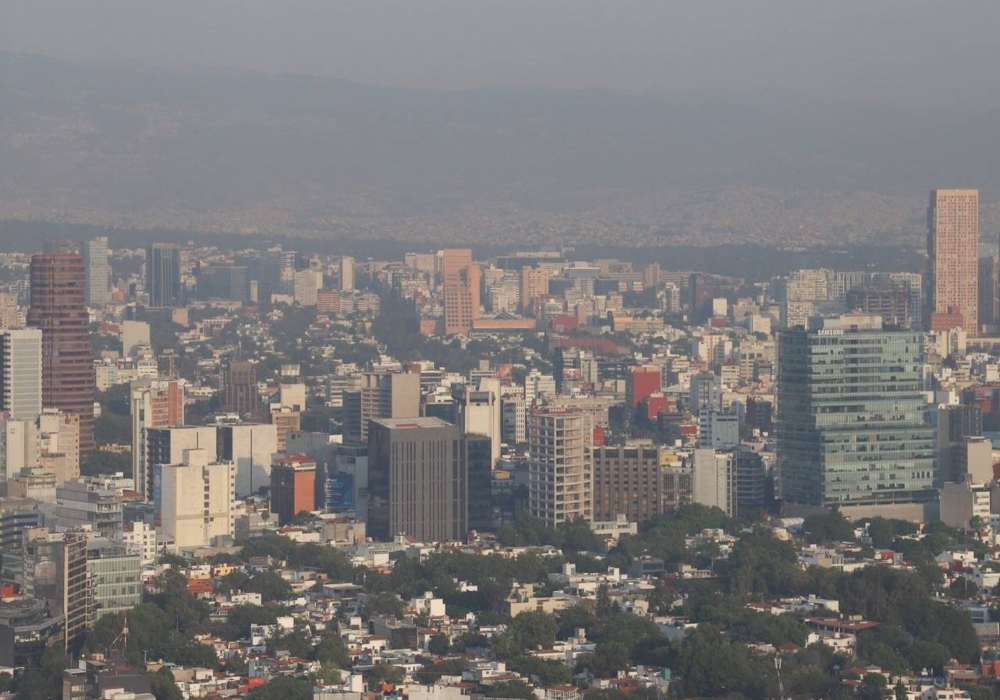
[270,455,317,525]
[37,408,80,484]
[0,328,43,420]
[528,407,592,527]
[28,247,96,455]
[81,237,110,308]
[456,379,502,466]
[0,418,38,484]
[846,284,912,329]
[144,425,217,501]
[978,256,999,331]
[689,273,715,324]
[689,372,720,415]
[697,409,740,450]
[221,361,259,418]
[54,478,123,540]
[339,256,355,292]
[367,417,466,542]
[519,266,548,313]
[131,379,185,498]
[86,543,142,622]
[153,447,235,549]
[197,264,250,303]
[625,365,662,410]
[217,421,279,498]
[777,314,936,517]
[927,189,979,335]
[735,447,767,516]
[22,530,90,652]
[465,434,493,532]
[443,264,481,336]
[592,444,683,523]
[145,243,182,308]
[343,372,421,443]
[691,448,735,516]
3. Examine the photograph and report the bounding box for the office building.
[0,599,65,668]
[343,372,421,443]
[325,442,368,519]
[0,328,43,420]
[86,543,142,621]
[28,247,96,454]
[593,444,685,524]
[197,264,250,303]
[501,396,527,445]
[0,499,43,554]
[146,243,182,307]
[528,407,593,527]
[846,283,912,329]
[691,449,735,517]
[465,434,493,532]
[519,266,548,313]
[698,409,740,450]
[144,425,217,501]
[689,372,720,415]
[777,314,935,517]
[131,379,185,498]
[927,189,979,335]
[0,419,36,485]
[270,455,317,525]
[54,478,124,540]
[368,417,466,542]
[21,530,89,652]
[735,448,767,516]
[979,256,999,331]
[443,264,481,336]
[81,237,110,308]
[221,361,259,418]
[217,421,278,498]
[456,379,502,466]
[339,256,355,292]
[121,320,151,358]
[37,408,80,485]
[122,520,158,568]
[625,365,662,412]
[153,448,235,550]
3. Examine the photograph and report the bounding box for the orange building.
[927,189,979,335]
[270,455,317,525]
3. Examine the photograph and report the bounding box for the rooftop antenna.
[110,612,130,656]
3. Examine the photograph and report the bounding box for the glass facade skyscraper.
[777,314,935,509]
[146,243,182,307]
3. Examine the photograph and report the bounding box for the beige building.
[928,189,979,335]
[154,447,236,550]
[519,266,549,313]
[528,407,593,527]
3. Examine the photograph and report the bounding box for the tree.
[428,633,451,655]
[245,571,293,603]
[482,681,537,700]
[151,667,184,700]
[246,675,313,700]
[367,592,407,619]
[367,665,405,686]
[315,661,343,685]
[860,673,888,700]
[314,632,352,668]
[576,641,630,678]
[511,610,558,650]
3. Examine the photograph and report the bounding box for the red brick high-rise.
[27,245,96,455]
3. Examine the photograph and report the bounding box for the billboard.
[326,472,355,512]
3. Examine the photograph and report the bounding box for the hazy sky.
[3,0,1000,110]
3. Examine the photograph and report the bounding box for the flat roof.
[371,417,455,430]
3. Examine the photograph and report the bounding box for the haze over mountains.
[2,52,998,249]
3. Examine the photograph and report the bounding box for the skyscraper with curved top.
[27,243,96,455]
